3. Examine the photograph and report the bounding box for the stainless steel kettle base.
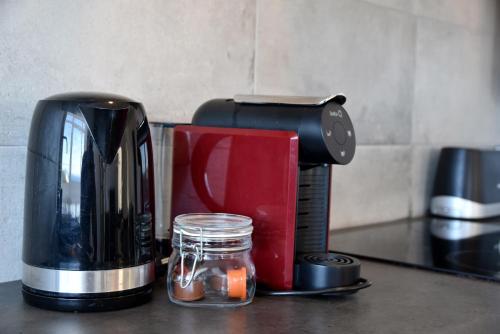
[22,284,153,312]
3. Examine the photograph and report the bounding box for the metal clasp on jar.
[179,227,204,288]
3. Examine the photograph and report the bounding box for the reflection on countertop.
[1,259,499,333]
[330,217,500,282]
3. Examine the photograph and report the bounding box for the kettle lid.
[42,92,136,103]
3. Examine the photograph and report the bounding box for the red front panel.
[171,125,299,290]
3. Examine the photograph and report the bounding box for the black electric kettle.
[22,92,155,311]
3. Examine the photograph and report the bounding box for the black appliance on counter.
[431,147,500,219]
[331,147,500,282]
[22,93,156,311]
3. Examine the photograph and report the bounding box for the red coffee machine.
[171,95,369,294]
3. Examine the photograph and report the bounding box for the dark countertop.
[1,260,499,334]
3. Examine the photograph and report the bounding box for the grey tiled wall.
[255,0,500,226]
[1,0,499,282]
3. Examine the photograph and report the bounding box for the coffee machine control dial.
[320,102,355,165]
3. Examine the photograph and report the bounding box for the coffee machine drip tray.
[329,218,500,282]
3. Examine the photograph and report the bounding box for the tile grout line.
[359,0,497,39]
[358,0,414,16]
[408,10,419,219]
[252,0,259,94]
[354,144,411,148]
[408,147,415,217]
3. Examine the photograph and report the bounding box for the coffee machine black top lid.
[192,94,355,165]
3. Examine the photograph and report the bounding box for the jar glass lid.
[173,213,253,239]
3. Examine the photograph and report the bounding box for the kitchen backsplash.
[1,0,499,282]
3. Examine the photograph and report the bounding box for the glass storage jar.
[167,213,256,307]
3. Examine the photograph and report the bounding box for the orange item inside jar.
[227,267,247,300]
